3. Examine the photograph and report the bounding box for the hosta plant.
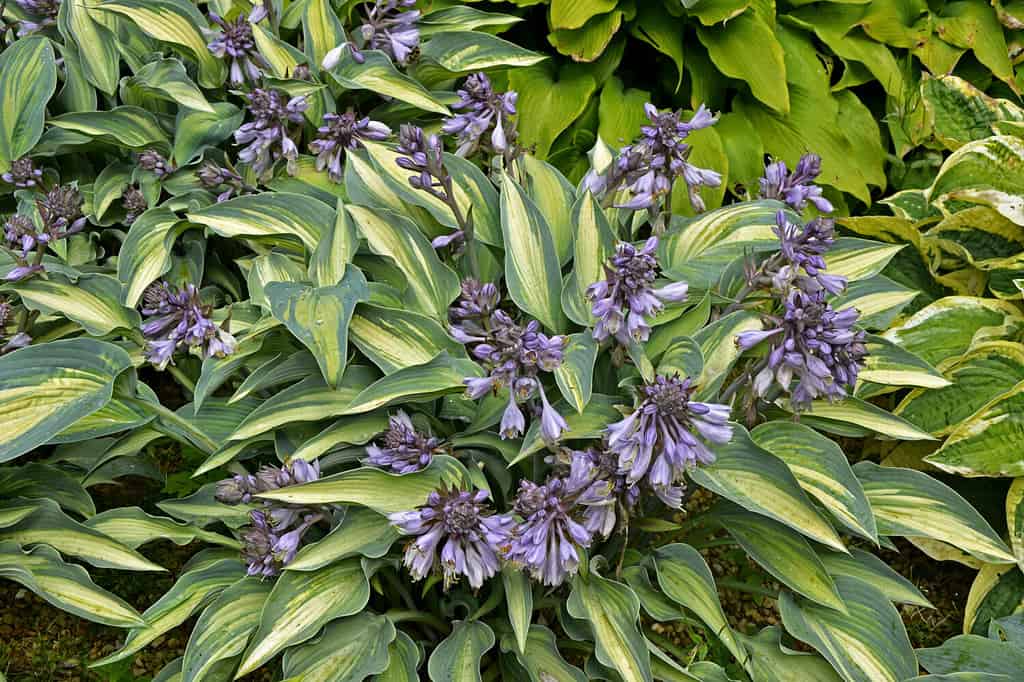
[0,2,1019,682]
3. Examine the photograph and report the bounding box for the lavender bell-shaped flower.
[137,150,174,178]
[759,153,834,214]
[3,185,87,281]
[605,375,732,508]
[197,161,248,202]
[235,88,308,179]
[771,211,846,295]
[309,110,391,182]
[441,73,518,157]
[359,0,420,64]
[389,486,513,589]
[140,281,237,369]
[2,157,42,188]
[365,410,443,474]
[587,236,689,345]
[206,5,271,86]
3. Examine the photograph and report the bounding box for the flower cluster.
[309,110,391,182]
[451,280,568,441]
[586,103,721,212]
[216,460,325,577]
[606,375,732,508]
[121,185,148,225]
[197,161,251,202]
[2,157,42,188]
[137,150,174,178]
[771,211,845,295]
[389,486,513,589]
[587,237,689,345]
[235,88,308,179]
[14,0,58,36]
[737,289,867,409]
[395,125,468,249]
[365,410,444,474]
[2,185,86,281]
[759,153,834,214]
[442,73,518,158]
[357,0,421,64]
[140,282,237,369]
[206,6,270,86]
[0,298,30,354]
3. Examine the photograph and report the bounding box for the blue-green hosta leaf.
[268,268,370,388]
[502,565,533,655]
[9,273,140,336]
[49,106,170,153]
[654,543,752,672]
[58,0,118,95]
[918,634,1024,677]
[428,620,495,682]
[341,354,482,416]
[780,577,917,682]
[228,350,318,406]
[237,559,370,675]
[657,337,704,382]
[500,624,587,681]
[282,612,395,681]
[567,572,653,682]
[554,332,598,414]
[180,577,271,682]
[0,36,57,172]
[308,198,358,288]
[501,172,568,333]
[854,461,1015,564]
[0,339,133,463]
[98,0,226,88]
[122,58,214,113]
[350,304,466,375]
[420,31,546,73]
[187,192,333,252]
[817,548,932,608]
[257,455,469,513]
[287,506,399,571]
[563,191,617,325]
[750,422,876,542]
[172,102,244,165]
[689,426,845,551]
[0,540,144,628]
[327,50,450,115]
[0,463,93,517]
[735,626,841,682]
[374,630,421,682]
[715,504,845,611]
[84,507,238,550]
[91,552,244,667]
[348,204,461,321]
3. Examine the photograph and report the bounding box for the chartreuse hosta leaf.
[925,380,1024,477]
[500,172,568,333]
[187,192,334,252]
[286,506,398,571]
[236,559,370,675]
[427,620,495,682]
[567,571,653,682]
[281,612,395,681]
[350,303,466,375]
[84,507,238,550]
[854,461,1015,564]
[98,0,226,88]
[654,544,751,674]
[563,191,618,326]
[690,426,845,551]
[817,549,932,608]
[714,503,845,611]
[0,36,57,171]
[180,577,271,682]
[328,50,450,115]
[257,455,469,514]
[0,541,144,628]
[0,339,133,463]
[10,273,140,336]
[268,267,370,388]
[500,624,587,681]
[91,551,245,667]
[750,422,877,542]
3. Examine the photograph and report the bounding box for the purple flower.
[235,88,308,180]
[736,289,867,410]
[140,282,237,369]
[122,185,148,225]
[197,161,250,202]
[309,110,391,182]
[586,236,688,345]
[771,211,846,295]
[590,103,721,212]
[206,6,270,86]
[2,186,86,282]
[14,0,58,35]
[39,184,87,235]
[441,73,519,157]
[2,157,42,188]
[137,150,174,178]
[396,124,448,198]
[605,375,732,508]
[365,410,443,473]
[359,0,420,64]
[759,153,833,214]
[389,486,513,589]
[569,447,638,537]
[4,214,40,254]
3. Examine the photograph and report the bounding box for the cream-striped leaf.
[926,380,1024,477]
[419,31,546,72]
[327,50,450,115]
[567,572,652,682]
[823,238,904,283]
[301,0,345,67]
[122,58,214,113]
[84,507,238,550]
[500,624,587,682]
[10,273,140,336]
[375,630,421,682]
[350,303,466,374]
[554,332,598,413]
[563,191,617,325]
[0,36,56,171]
[49,106,170,152]
[118,208,191,305]
[58,0,118,94]
[181,577,271,682]
[187,192,332,252]
[793,397,936,441]
[287,506,399,571]
[817,549,932,608]
[857,335,950,391]
[282,612,396,681]
[428,620,495,682]
[340,354,483,416]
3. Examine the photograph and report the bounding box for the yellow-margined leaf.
[187,192,333,252]
[181,577,271,682]
[350,303,467,374]
[10,273,140,336]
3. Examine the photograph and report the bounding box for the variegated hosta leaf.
[0,540,144,628]
[502,565,533,655]
[282,612,396,681]
[563,191,617,326]
[554,332,598,413]
[286,505,399,571]
[237,560,370,676]
[340,353,484,416]
[180,577,271,682]
[925,380,1024,477]
[49,106,170,152]
[326,50,451,115]
[854,461,1015,564]
[962,562,1024,636]
[499,624,587,682]
[817,549,932,608]
[427,620,495,682]
[350,303,467,375]
[419,30,546,73]
[926,135,1024,225]
[1007,478,1024,567]
[780,577,917,682]
[514,394,621,463]
[157,484,255,530]
[9,272,141,336]
[567,571,653,682]
[823,238,904,283]
[792,396,936,441]
[186,192,333,252]
[288,412,387,463]
[122,58,214,113]
[84,507,238,550]
[918,633,1024,677]
[0,339,134,463]
[0,35,57,171]
[692,311,762,398]
[856,334,950,392]
[736,626,842,682]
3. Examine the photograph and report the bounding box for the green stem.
[126,396,218,454]
[385,609,452,634]
[167,364,196,396]
[470,580,504,621]
[717,578,778,599]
